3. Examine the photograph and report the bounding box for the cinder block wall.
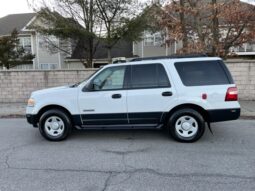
[0,69,97,103]
[226,61,255,101]
[0,61,254,103]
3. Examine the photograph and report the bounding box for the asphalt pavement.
[0,119,255,191]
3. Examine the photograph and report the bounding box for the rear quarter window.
[174,60,233,86]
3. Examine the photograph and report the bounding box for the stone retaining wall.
[0,61,254,103]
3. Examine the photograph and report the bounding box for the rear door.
[126,63,174,125]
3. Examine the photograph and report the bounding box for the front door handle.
[162,92,173,97]
[112,94,122,99]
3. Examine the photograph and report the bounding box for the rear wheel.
[39,109,72,141]
[167,108,205,143]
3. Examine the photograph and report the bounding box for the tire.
[39,109,72,141]
[167,108,205,143]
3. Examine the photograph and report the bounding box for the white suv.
[26,56,240,142]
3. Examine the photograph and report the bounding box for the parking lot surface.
[0,119,255,191]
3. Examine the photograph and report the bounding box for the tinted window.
[158,64,170,87]
[92,66,126,90]
[131,64,170,89]
[175,61,231,86]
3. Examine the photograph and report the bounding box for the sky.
[0,0,254,19]
[241,0,255,5]
[0,0,33,18]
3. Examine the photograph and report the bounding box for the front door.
[79,65,128,126]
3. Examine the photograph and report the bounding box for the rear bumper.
[26,114,38,127]
[208,108,241,123]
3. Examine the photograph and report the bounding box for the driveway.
[0,119,255,191]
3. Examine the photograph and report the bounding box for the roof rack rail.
[130,54,208,62]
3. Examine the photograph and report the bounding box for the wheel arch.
[164,104,209,124]
[37,105,73,125]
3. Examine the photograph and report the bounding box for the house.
[0,13,135,70]
[0,13,73,70]
[68,40,133,68]
[133,31,255,59]
[134,0,255,58]
[133,31,182,58]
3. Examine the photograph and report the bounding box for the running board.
[76,124,163,130]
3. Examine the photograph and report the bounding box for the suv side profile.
[26,56,240,143]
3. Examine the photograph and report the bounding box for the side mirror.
[84,79,102,92]
[93,79,101,89]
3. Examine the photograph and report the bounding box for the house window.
[19,37,32,53]
[144,34,154,46]
[40,63,58,70]
[144,32,164,47]
[232,42,255,53]
[246,42,255,52]
[154,33,163,46]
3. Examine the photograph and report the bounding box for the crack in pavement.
[4,154,10,169]
[101,172,116,191]
[0,141,42,170]
[1,132,255,190]
[0,143,36,154]
[2,165,255,182]
[102,147,151,156]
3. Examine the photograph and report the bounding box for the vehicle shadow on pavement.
[68,128,214,143]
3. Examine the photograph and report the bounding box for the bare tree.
[162,0,255,57]
[29,0,101,68]
[95,0,150,63]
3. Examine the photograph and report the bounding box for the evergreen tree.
[0,29,35,69]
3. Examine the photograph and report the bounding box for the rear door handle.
[112,94,122,99]
[162,92,173,97]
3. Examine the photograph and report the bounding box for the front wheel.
[39,109,72,141]
[167,108,205,143]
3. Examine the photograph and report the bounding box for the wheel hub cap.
[44,116,65,137]
[175,115,199,138]
[51,122,60,130]
[182,122,191,131]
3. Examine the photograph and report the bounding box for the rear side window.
[175,61,232,86]
[131,64,170,89]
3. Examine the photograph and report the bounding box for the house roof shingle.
[0,13,36,36]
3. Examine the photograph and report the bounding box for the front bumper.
[208,108,241,123]
[26,114,38,127]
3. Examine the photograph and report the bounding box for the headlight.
[27,98,36,107]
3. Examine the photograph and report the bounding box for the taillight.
[225,87,238,101]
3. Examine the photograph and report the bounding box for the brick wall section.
[0,61,254,103]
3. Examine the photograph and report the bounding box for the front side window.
[130,64,170,89]
[91,66,126,91]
